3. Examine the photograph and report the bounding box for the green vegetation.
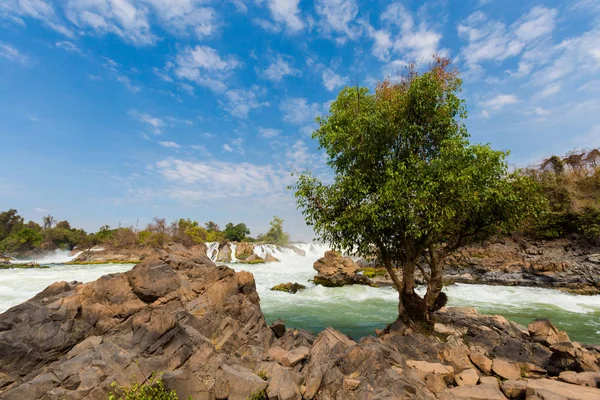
[523,148,600,242]
[359,267,388,278]
[293,57,544,323]
[246,390,268,400]
[108,372,183,400]
[271,282,306,293]
[0,210,293,256]
[256,371,269,381]
[257,216,290,245]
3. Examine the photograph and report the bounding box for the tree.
[223,222,250,242]
[293,57,543,323]
[257,216,291,245]
[43,214,56,229]
[0,209,23,242]
[205,221,220,232]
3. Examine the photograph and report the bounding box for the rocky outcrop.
[271,282,306,293]
[235,242,255,260]
[69,246,167,264]
[216,243,232,262]
[313,251,373,287]
[2,246,599,400]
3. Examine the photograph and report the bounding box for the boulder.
[492,359,522,381]
[313,251,372,287]
[455,369,479,386]
[265,253,280,262]
[271,282,306,294]
[215,364,269,400]
[469,351,493,375]
[480,376,501,389]
[270,319,286,339]
[281,346,310,368]
[439,384,508,399]
[528,319,564,346]
[245,254,266,263]
[406,360,455,385]
[235,242,255,260]
[559,371,600,388]
[526,378,600,399]
[216,243,232,262]
[549,342,600,373]
[500,379,527,399]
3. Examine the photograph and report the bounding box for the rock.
[587,254,600,263]
[549,342,600,373]
[559,371,600,388]
[528,319,564,346]
[492,359,522,381]
[526,378,600,399]
[215,364,269,400]
[265,253,280,262]
[245,254,266,263]
[435,323,468,337]
[256,361,303,400]
[469,351,493,375]
[501,379,527,399]
[343,378,361,391]
[281,346,310,368]
[270,319,286,338]
[455,369,479,386]
[439,384,508,399]
[271,282,306,294]
[216,243,232,262]
[406,360,455,385]
[480,376,501,389]
[313,251,372,287]
[235,242,255,260]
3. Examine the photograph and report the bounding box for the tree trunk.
[424,246,448,314]
[399,258,428,322]
[382,252,403,317]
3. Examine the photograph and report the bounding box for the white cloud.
[143,0,218,38]
[262,55,301,82]
[368,3,442,63]
[33,207,49,213]
[129,110,164,134]
[537,83,561,98]
[55,40,82,54]
[321,68,347,91]
[259,128,281,138]
[0,43,30,65]
[223,144,233,152]
[481,94,518,110]
[173,45,239,92]
[117,75,140,93]
[221,87,269,118]
[159,141,181,149]
[534,107,549,116]
[458,6,556,73]
[256,0,304,33]
[315,0,360,42]
[0,0,74,37]
[280,98,321,124]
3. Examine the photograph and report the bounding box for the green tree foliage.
[223,222,250,242]
[293,57,543,322]
[108,372,181,400]
[257,216,290,245]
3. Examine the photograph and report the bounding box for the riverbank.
[0,245,598,399]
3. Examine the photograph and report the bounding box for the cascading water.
[230,243,238,263]
[9,249,83,265]
[206,242,220,262]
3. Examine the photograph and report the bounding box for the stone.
[526,378,600,400]
[235,242,255,260]
[215,364,269,400]
[455,369,479,386]
[406,360,455,385]
[271,282,306,294]
[281,346,310,368]
[469,351,493,375]
[343,378,361,391]
[501,380,527,399]
[492,359,521,381]
[480,376,501,389]
[587,254,600,263]
[257,362,303,400]
[528,319,562,346]
[439,384,508,399]
[245,254,265,263]
[312,251,372,287]
[435,323,468,336]
[270,319,286,338]
[265,253,280,262]
[559,371,600,388]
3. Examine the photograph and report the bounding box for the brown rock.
[501,379,527,399]
[527,319,563,346]
[492,359,522,381]
[343,378,361,391]
[235,242,255,260]
[406,360,455,385]
[245,254,265,263]
[281,346,310,368]
[469,351,493,375]
[455,369,479,386]
[480,376,501,389]
[265,254,280,262]
[215,364,269,400]
[312,251,371,287]
[559,371,600,388]
[270,319,286,338]
[526,378,600,399]
[439,384,508,399]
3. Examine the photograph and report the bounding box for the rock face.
[0,245,273,400]
[235,242,255,260]
[2,246,600,400]
[70,246,166,264]
[313,251,372,287]
[271,282,306,294]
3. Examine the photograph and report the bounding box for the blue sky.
[1,0,599,240]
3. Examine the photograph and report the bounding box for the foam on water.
[10,249,83,264]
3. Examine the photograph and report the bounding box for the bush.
[108,372,184,400]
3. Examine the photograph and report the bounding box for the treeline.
[0,212,291,255]
[524,148,600,242]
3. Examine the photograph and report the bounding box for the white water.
[230,243,238,263]
[9,249,83,264]
[1,243,599,343]
[206,242,220,262]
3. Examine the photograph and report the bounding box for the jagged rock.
[406,360,455,386]
[343,378,361,391]
[266,254,280,262]
[439,384,508,399]
[0,245,273,399]
[587,254,600,263]
[216,243,232,262]
[549,342,600,373]
[526,378,600,399]
[501,379,527,399]
[559,371,600,388]
[270,319,286,339]
[313,251,372,287]
[271,282,306,294]
[492,359,522,381]
[245,254,265,263]
[235,242,255,260]
[281,346,310,368]
[455,369,479,386]
[215,364,269,400]
[256,361,303,400]
[469,351,493,375]
[528,319,567,346]
[480,376,501,389]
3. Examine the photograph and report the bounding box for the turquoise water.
[1,246,599,344]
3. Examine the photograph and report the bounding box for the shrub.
[108,372,183,400]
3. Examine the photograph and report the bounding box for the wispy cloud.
[159,141,181,149]
[0,43,31,65]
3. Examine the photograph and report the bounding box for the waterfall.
[230,243,238,263]
[206,242,220,262]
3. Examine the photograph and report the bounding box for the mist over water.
[1,243,599,344]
